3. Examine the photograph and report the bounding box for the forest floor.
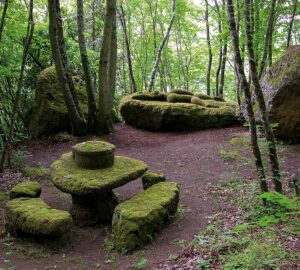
[0,123,299,270]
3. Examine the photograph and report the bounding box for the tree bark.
[118,4,137,93]
[244,0,282,193]
[258,0,276,79]
[205,0,213,96]
[77,0,97,132]
[226,0,268,193]
[0,0,34,172]
[214,0,222,97]
[0,0,8,43]
[287,0,298,48]
[98,0,117,134]
[147,0,175,92]
[48,0,86,136]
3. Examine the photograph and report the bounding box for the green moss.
[51,153,148,196]
[52,132,74,143]
[0,192,9,202]
[5,197,73,237]
[22,166,50,179]
[170,89,193,95]
[10,181,41,199]
[142,171,166,190]
[167,93,192,103]
[72,141,115,154]
[194,93,213,100]
[132,91,167,101]
[119,95,238,131]
[28,66,88,138]
[112,182,179,252]
[191,97,206,107]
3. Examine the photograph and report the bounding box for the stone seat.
[112,182,180,252]
[5,197,73,237]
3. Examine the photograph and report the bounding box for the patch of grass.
[0,192,9,202]
[22,166,50,179]
[128,257,147,270]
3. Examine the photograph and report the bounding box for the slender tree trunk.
[98,0,117,134]
[77,0,97,132]
[0,0,34,172]
[118,4,137,93]
[244,0,282,193]
[205,0,212,96]
[147,0,175,91]
[287,0,298,48]
[258,0,276,79]
[214,0,222,97]
[0,0,8,43]
[226,0,268,193]
[48,0,86,136]
[219,43,227,97]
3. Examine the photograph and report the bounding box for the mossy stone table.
[51,141,148,227]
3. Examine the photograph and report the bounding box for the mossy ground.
[142,171,166,190]
[5,198,73,237]
[112,182,179,252]
[22,166,50,179]
[51,153,148,196]
[10,181,41,199]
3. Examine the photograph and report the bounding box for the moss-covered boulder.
[51,153,148,196]
[142,171,166,190]
[170,89,193,95]
[112,182,179,252]
[72,141,115,169]
[27,67,88,138]
[120,95,238,131]
[10,181,41,200]
[132,91,167,101]
[5,198,73,237]
[259,45,300,141]
[191,96,206,106]
[194,93,214,100]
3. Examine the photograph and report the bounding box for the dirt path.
[1,124,299,270]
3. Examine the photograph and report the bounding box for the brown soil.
[0,124,299,270]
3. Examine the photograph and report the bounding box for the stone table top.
[51,152,148,196]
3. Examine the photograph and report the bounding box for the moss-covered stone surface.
[51,153,148,196]
[259,45,300,141]
[120,94,238,131]
[10,181,42,199]
[5,198,73,237]
[27,67,88,138]
[167,93,193,103]
[142,171,166,190]
[112,182,179,252]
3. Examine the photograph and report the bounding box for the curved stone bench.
[5,198,73,237]
[112,182,180,252]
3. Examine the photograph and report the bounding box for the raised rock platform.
[112,182,179,252]
[119,92,238,131]
[9,181,41,199]
[5,198,73,237]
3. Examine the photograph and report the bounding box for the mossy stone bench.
[5,198,73,237]
[9,181,41,199]
[112,182,179,252]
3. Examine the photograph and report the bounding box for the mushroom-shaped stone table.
[50,141,148,226]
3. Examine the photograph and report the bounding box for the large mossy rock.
[112,182,179,252]
[28,67,88,137]
[260,45,300,141]
[120,94,238,131]
[5,197,73,237]
[51,153,148,196]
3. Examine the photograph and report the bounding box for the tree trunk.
[214,0,222,97]
[0,0,9,43]
[205,0,213,96]
[77,0,97,132]
[147,0,175,91]
[0,0,34,172]
[226,0,268,193]
[98,0,117,135]
[48,0,86,136]
[258,0,276,79]
[244,0,282,193]
[118,4,137,93]
[287,0,298,48]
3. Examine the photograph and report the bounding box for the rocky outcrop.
[260,45,300,141]
[28,67,88,137]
